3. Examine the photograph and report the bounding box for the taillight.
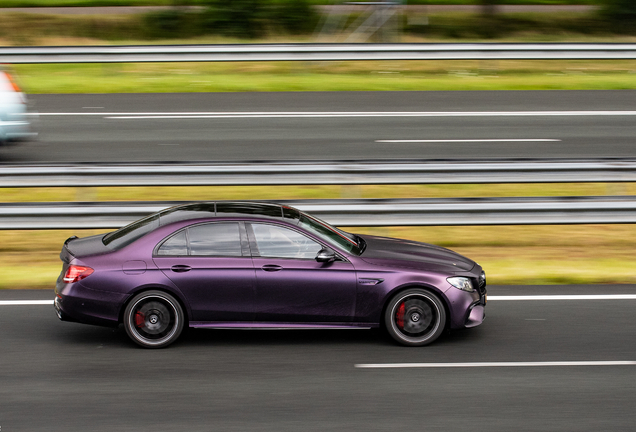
[4,71,22,93]
[63,265,94,283]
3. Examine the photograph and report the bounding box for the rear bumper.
[0,115,36,142]
[54,283,126,328]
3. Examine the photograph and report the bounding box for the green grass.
[2,183,636,203]
[11,60,636,93]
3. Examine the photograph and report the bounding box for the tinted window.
[102,213,160,249]
[282,206,300,221]
[159,203,215,226]
[216,202,282,217]
[298,213,359,255]
[157,231,188,256]
[251,223,322,259]
[189,223,242,256]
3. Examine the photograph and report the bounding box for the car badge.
[358,278,384,285]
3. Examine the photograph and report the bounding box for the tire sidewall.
[124,290,184,349]
[385,288,446,347]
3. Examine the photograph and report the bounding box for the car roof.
[158,201,301,226]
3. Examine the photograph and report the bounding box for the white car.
[0,69,35,144]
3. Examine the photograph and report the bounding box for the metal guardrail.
[2,43,636,63]
[2,160,636,187]
[2,197,636,229]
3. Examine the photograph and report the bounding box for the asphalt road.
[2,90,635,163]
[2,285,636,432]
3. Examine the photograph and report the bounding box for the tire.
[124,290,184,349]
[384,288,446,347]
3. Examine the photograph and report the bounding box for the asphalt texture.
[2,285,636,432]
[2,90,636,164]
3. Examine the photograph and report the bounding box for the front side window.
[156,222,242,257]
[250,223,322,259]
[298,213,359,255]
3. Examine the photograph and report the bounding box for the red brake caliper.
[396,302,405,329]
[135,311,145,328]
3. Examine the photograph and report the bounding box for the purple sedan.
[55,202,486,348]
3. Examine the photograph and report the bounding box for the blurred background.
[0,0,635,289]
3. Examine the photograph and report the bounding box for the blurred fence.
[1,160,636,229]
[1,160,636,187]
[2,197,636,229]
[1,43,636,63]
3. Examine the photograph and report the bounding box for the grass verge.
[3,224,635,289]
[12,60,636,93]
[1,183,636,203]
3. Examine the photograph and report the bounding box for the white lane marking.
[376,139,561,143]
[25,110,636,119]
[355,361,636,369]
[489,295,636,300]
[0,300,53,305]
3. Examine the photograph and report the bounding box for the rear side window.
[103,214,160,250]
[156,222,242,257]
[189,223,242,256]
[157,231,187,256]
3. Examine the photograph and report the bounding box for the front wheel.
[385,289,446,347]
[124,290,184,349]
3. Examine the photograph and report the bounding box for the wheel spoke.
[387,290,444,346]
[132,298,176,340]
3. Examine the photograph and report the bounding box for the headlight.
[447,276,474,292]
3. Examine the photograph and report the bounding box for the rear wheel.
[124,291,184,349]
[385,289,446,347]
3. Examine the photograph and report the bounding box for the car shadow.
[54,321,484,350]
[179,327,386,348]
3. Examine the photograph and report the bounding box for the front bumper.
[446,272,487,329]
[464,281,487,328]
[465,303,485,328]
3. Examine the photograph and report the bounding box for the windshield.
[102,213,160,250]
[298,212,361,255]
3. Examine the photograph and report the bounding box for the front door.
[247,222,357,323]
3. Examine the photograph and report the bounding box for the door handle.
[171,265,192,273]
[261,264,283,272]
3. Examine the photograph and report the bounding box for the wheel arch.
[379,283,451,331]
[119,284,191,327]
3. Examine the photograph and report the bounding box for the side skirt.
[190,322,378,330]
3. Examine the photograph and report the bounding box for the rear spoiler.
[60,236,78,263]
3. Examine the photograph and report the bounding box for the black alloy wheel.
[385,288,446,347]
[124,290,184,349]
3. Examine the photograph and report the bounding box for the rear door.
[153,222,256,322]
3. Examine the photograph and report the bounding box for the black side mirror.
[315,248,336,263]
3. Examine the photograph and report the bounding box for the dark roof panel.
[159,203,216,226]
[158,201,293,226]
[216,202,282,218]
